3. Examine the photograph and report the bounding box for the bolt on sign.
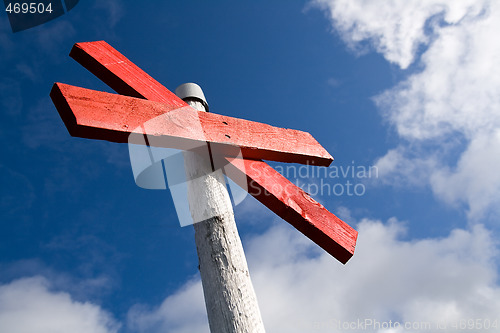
[50,41,358,264]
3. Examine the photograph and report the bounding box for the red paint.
[70,41,187,109]
[51,40,358,263]
[51,83,333,166]
[225,157,357,263]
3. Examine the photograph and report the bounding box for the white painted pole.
[176,83,266,333]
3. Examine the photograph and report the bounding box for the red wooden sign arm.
[51,83,333,166]
[70,40,187,109]
[65,41,358,263]
[225,157,356,263]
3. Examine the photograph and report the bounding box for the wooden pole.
[176,83,266,333]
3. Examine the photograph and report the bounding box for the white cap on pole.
[175,82,209,112]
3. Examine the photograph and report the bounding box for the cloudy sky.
[1,0,500,332]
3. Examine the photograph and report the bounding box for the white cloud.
[373,147,437,188]
[431,130,500,220]
[127,278,209,333]
[127,217,500,332]
[0,276,120,333]
[312,0,500,219]
[312,0,487,69]
[251,220,500,332]
[374,4,500,141]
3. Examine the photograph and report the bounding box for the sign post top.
[175,82,209,111]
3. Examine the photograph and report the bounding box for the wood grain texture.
[224,157,358,264]
[50,82,333,166]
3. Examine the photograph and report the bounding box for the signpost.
[176,84,265,331]
[50,40,358,332]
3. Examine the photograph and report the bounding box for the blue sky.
[1,0,500,332]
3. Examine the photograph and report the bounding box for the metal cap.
[175,82,209,111]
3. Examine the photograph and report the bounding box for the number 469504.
[5,2,53,14]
